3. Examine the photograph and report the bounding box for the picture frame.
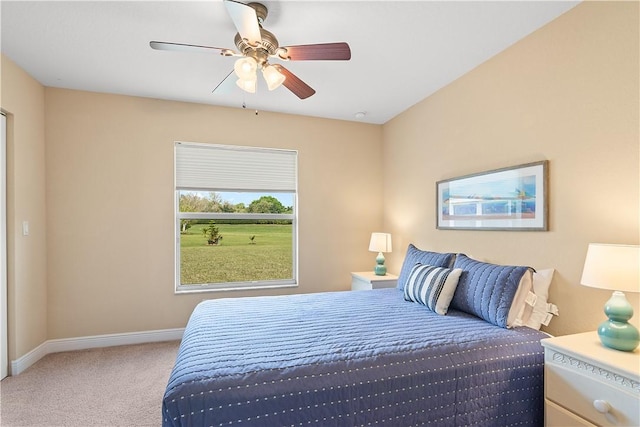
[436,160,548,231]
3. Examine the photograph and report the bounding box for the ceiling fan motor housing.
[234,28,278,67]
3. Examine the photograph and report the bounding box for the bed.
[162,249,547,427]
[163,248,551,427]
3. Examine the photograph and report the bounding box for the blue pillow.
[404,263,463,315]
[450,254,530,328]
[397,244,456,290]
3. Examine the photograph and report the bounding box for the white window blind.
[175,142,297,192]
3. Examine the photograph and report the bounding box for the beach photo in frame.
[436,161,548,231]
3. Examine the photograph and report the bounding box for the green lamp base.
[374,252,387,276]
[598,320,640,352]
[598,291,640,352]
[374,265,387,276]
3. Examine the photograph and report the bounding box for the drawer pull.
[593,399,611,414]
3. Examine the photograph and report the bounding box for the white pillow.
[507,269,534,328]
[512,269,556,330]
[403,263,463,315]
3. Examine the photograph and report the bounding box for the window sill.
[175,280,298,295]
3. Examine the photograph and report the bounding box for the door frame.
[1,112,8,379]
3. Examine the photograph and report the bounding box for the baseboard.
[9,341,49,376]
[10,327,184,375]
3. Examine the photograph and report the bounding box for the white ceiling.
[1,1,579,124]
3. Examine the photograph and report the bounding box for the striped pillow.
[403,263,463,315]
[397,244,456,291]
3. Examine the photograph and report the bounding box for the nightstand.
[351,271,398,290]
[541,332,640,427]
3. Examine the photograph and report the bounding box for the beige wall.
[383,1,639,336]
[0,55,48,360]
[44,89,383,339]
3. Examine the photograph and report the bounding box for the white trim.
[10,328,184,375]
[1,112,7,379]
[10,341,48,376]
[177,281,297,294]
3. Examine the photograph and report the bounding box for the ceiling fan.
[150,0,351,99]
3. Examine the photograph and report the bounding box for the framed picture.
[436,161,548,231]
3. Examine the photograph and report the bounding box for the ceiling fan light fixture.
[262,64,286,91]
[236,78,257,93]
[234,57,258,80]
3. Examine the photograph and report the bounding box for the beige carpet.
[0,340,180,427]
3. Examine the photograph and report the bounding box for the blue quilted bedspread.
[163,289,546,426]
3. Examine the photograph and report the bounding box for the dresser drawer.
[546,363,639,426]
[545,399,596,426]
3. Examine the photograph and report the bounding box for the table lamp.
[369,232,392,276]
[580,243,640,352]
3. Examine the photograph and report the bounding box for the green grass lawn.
[180,223,293,285]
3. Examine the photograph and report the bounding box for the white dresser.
[350,271,398,290]
[541,332,640,426]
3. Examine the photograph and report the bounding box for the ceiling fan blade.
[150,41,236,56]
[277,42,351,61]
[212,70,237,95]
[224,0,262,46]
[272,65,316,99]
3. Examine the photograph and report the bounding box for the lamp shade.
[236,78,257,93]
[369,233,392,253]
[262,64,285,91]
[234,57,258,80]
[580,244,639,293]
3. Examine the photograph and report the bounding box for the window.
[175,142,297,293]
